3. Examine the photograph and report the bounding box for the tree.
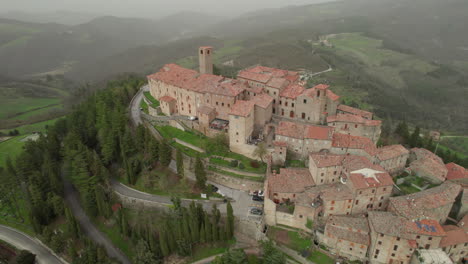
[409,126,421,148]
[261,240,286,264]
[195,157,206,189]
[176,149,184,178]
[394,121,409,144]
[14,250,36,264]
[133,240,160,264]
[253,142,267,163]
[159,141,172,167]
[226,201,234,238]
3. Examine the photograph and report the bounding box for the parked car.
[188,116,198,121]
[249,190,264,197]
[209,184,219,192]
[252,195,264,202]
[250,208,263,215]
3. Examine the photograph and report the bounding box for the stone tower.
[199,46,213,75]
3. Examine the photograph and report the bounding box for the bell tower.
[199,46,213,75]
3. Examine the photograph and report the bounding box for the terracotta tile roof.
[327,113,382,126]
[273,141,288,147]
[279,84,305,99]
[266,77,290,89]
[251,93,274,109]
[237,65,299,85]
[326,225,370,245]
[159,95,176,102]
[349,168,394,189]
[229,100,254,117]
[389,182,462,221]
[326,89,340,101]
[277,121,334,140]
[440,225,468,247]
[376,145,409,161]
[328,215,370,232]
[268,168,315,194]
[446,163,468,181]
[148,64,245,97]
[320,184,354,201]
[309,153,346,168]
[237,71,271,83]
[332,133,378,156]
[341,155,378,171]
[337,104,373,119]
[368,212,446,239]
[410,148,448,182]
[198,105,215,115]
[314,84,330,90]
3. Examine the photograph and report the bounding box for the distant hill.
[0,10,101,25]
[0,12,223,77]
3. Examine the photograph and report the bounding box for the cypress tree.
[410,126,421,148]
[195,157,207,189]
[226,201,234,238]
[204,214,212,242]
[200,223,206,243]
[176,149,184,178]
[159,230,170,257]
[159,141,172,167]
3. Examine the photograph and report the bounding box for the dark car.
[250,208,263,215]
[252,195,264,202]
[209,184,219,192]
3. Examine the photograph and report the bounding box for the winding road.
[64,179,131,264]
[0,225,64,264]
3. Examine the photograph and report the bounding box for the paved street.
[64,179,131,264]
[130,84,148,126]
[0,225,64,264]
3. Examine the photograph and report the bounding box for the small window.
[355,200,359,205]
[428,237,432,241]
[378,241,382,245]
[393,245,398,251]
[207,50,210,54]
[330,207,334,210]
[285,102,288,106]
[200,50,203,54]
[303,99,307,104]
[302,113,305,119]
[355,124,358,128]
[292,103,295,107]
[222,103,224,106]
[397,237,400,241]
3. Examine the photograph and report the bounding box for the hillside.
[0,12,222,77]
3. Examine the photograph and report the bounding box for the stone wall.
[234,218,266,242]
[115,191,172,211]
[207,171,264,192]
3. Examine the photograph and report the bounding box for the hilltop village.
[147,47,468,264]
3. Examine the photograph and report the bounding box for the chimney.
[199,46,213,75]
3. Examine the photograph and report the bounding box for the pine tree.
[84,189,98,217]
[176,149,184,179]
[195,157,207,190]
[149,139,159,162]
[395,121,409,144]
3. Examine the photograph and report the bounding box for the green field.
[0,117,63,134]
[439,137,468,158]
[0,97,61,120]
[0,136,27,167]
[323,33,436,89]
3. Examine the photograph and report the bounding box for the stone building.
[327,113,382,143]
[308,153,345,185]
[368,211,446,264]
[271,141,287,166]
[410,249,453,264]
[409,148,448,184]
[439,224,468,263]
[275,121,334,159]
[322,215,370,261]
[342,155,394,214]
[388,182,462,223]
[375,144,409,175]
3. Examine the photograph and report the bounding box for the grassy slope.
[0,97,60,119]
[0,136,27,167]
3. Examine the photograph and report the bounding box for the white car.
[188,116,198,121]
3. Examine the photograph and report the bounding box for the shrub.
[230,160,239,167]
[238,163,245,169]
[250,160,260,168]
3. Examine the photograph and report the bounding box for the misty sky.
[2,0,331,18]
